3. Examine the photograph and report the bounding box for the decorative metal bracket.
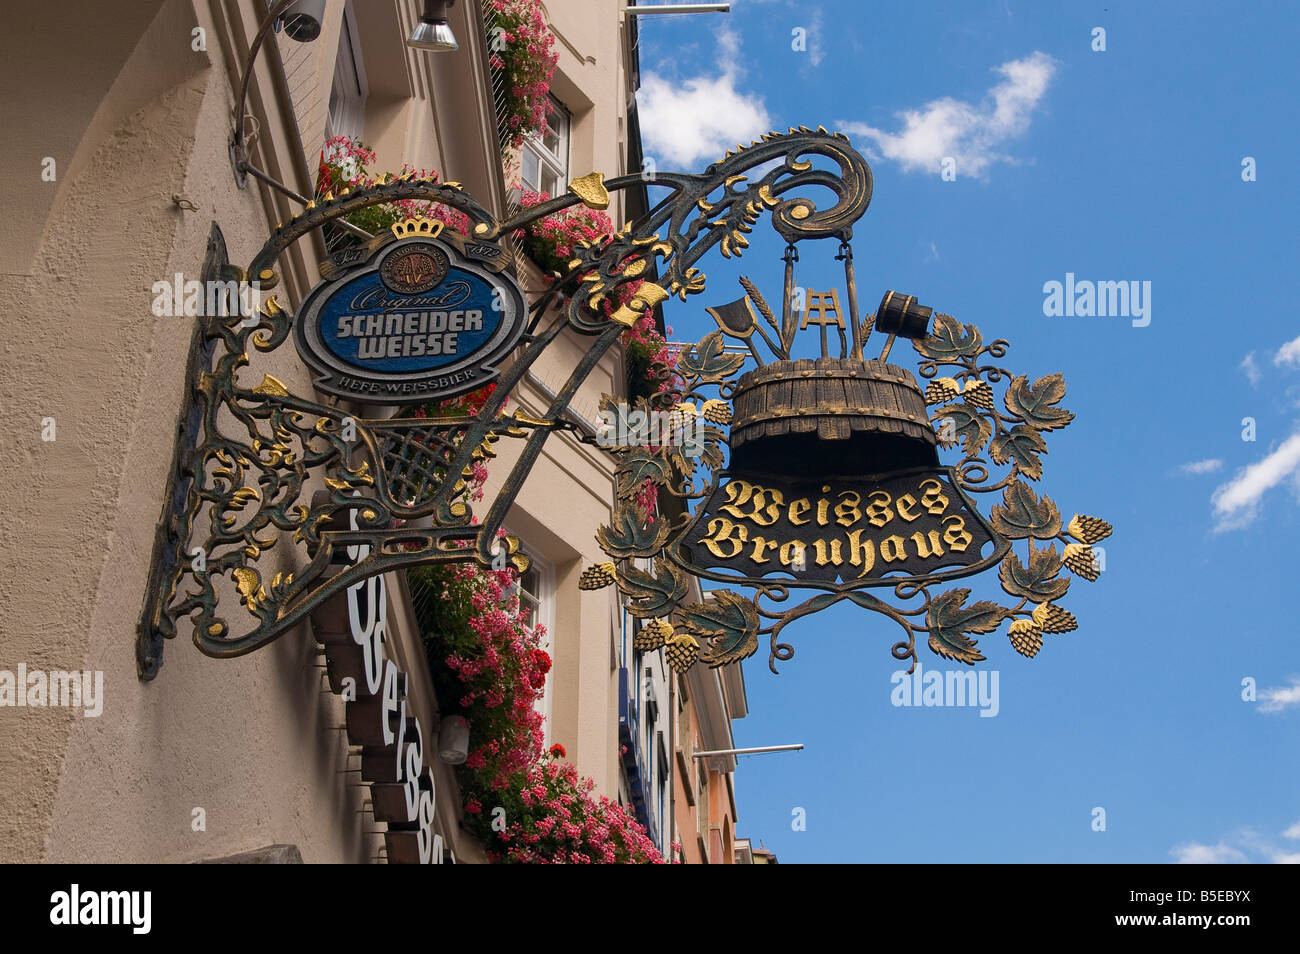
[138,127,880,678]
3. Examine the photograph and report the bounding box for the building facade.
[672,614,748,865]
[0,0,752,863]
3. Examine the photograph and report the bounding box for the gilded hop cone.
[963,379,994,411]
[1032,602,1079,634]
[1008,619,1043,658]
[1062,544,1101,581]
[1067,514,1113,545]
[635,618,673,651]
[925,377,961,405]
[579,561,617,590]
[664,631,700,673]
[700,399,732,426]
[666,404,694,437]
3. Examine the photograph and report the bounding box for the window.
[520,97,569,197]
[657,732,668,851]
[504,542,555,740]
[515,563,542,630]
[645,709,652,767]
[698,767,709,848]
[325,2,367,141]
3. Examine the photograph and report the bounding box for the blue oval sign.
[294,234,526,403]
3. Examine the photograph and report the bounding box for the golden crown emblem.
[389,216,447,240]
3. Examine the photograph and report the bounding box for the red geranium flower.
[549,743,566,759]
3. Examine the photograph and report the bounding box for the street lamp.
[406,0,459,52]
[277,0,325,42]
[438,715,470,764]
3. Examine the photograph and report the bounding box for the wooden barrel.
[729,357,938,479]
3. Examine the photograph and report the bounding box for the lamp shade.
[278,0,325,42]
[438,714,470,764]
[407,0,458,52]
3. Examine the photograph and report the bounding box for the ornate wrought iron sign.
[139,125,1110,690]
[294,221,526,402]
[577,156,1113,675]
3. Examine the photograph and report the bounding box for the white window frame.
[503,538,556,743]
[520,96,570,197]
[325,1,368,142]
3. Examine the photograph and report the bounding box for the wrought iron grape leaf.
[685,590,760,667]
[596,394,655,445]
[657,419,726,484]
[932,402,992,456]
[597,504,673,559]
[617,558,690,619]
[913,312,982,361]
[999,541,1070,602]
[925,588,1009,665]
[989,480,1062,540]
[697,437,726,474]
[1004,373,1074,432]
[671,424,728,477]
[702,424,728,445]
[675,330,746,382]
[661,444,698,482]
[989,424,1048,480]
[616,450,674,496]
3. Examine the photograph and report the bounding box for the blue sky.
[635,0,1300,862]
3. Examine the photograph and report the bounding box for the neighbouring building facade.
[0,0,757,864]
[734,838,777,864]
[672,609,748,866]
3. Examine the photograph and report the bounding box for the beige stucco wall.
[0,0,394,864]
[1,0,642,862]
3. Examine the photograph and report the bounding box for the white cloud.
[1179,458,1223,475]
[1275,334,1300,368]
[716,21,741,61]
[839,52,1056,179]
[806,8,824,67]
[1211,432,1300,531]
[1258,676,1300,713]
[1241,351,1261,386]
[1171,841,1249,864]
[1173,823,1300,863]
[638,25,772,169]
